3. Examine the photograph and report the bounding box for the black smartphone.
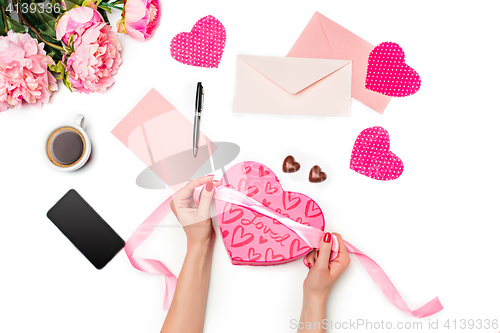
[47,189,125,269]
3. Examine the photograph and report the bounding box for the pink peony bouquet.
[0,31,58,111]
[117,0,160,41]
[0,0,161,111]
[56,7,122,93]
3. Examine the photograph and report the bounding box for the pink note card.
[112,88,216,190]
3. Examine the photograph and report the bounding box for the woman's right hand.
[170,175,217,247]
[302,232,350,302]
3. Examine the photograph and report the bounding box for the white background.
[1,0,500,332]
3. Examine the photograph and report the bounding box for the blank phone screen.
[47,189,125,269]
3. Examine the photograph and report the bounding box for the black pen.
[193,82,204,157]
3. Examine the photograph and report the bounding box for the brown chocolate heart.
[282,155,301,173]
[309,165,327,183]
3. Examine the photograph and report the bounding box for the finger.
[317,233,334,270]
[304,250,316,269]
[197,181,215,218]
[332,233,347,258]
[170,199,177,217]
[332,233,351,267]
[176,175,214,201]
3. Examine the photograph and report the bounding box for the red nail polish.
[323,233,331,243]
[205,181,213,192]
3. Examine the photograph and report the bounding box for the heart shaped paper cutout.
[216,161,325,265]
[365,42,421,97]
[350,127,404,181]
[170,15,226,68]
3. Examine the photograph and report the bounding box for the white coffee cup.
[43,114,92,172]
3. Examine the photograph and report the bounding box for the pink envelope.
[233,55,352,116]
[287,12,391,114]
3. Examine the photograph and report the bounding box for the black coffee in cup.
[47,127,86,167]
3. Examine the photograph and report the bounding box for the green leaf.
[27,28,38,40]
[97,7,110,23]
[98,4,111,13]
[23,9,58,38]
[6,17,26,33]
[48,61,66,74]
[48,60,73,92]
[49,0,64,13]
[61,69,73,92]
[27,28,64,61]
[44,44,63,60]
[62,77,73,92]
[39,30,59,44]
[64,0,84,10]
[0,6,7,36]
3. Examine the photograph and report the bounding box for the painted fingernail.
[205,181,213,192]
[323,233,332,243]
[307,263,312,269]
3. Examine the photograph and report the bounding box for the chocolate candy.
[282,155,301,173]
[309,165,327,183]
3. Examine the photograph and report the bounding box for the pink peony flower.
[117,0,160,41]
[0,31,57,112]
[56,7,122,94]
[56,6,103,45]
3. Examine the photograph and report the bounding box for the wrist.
[303,291,329,307]
[187,236,214,255]
[300,292,328,325]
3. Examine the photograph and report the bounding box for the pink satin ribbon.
[124,194,178,309]
[125,185,443,317]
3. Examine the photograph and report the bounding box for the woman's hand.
[170,175,217,248]
[162,175,218,333]
[297,233,350,332]
[303,232,350,303]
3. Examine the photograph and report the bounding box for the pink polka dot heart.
[365,42,421,97]
[170,15,226,68]
[350,126,404,181]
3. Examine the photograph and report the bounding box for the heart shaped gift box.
[215,161,326,265]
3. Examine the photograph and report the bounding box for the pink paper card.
[111,89,216,190]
